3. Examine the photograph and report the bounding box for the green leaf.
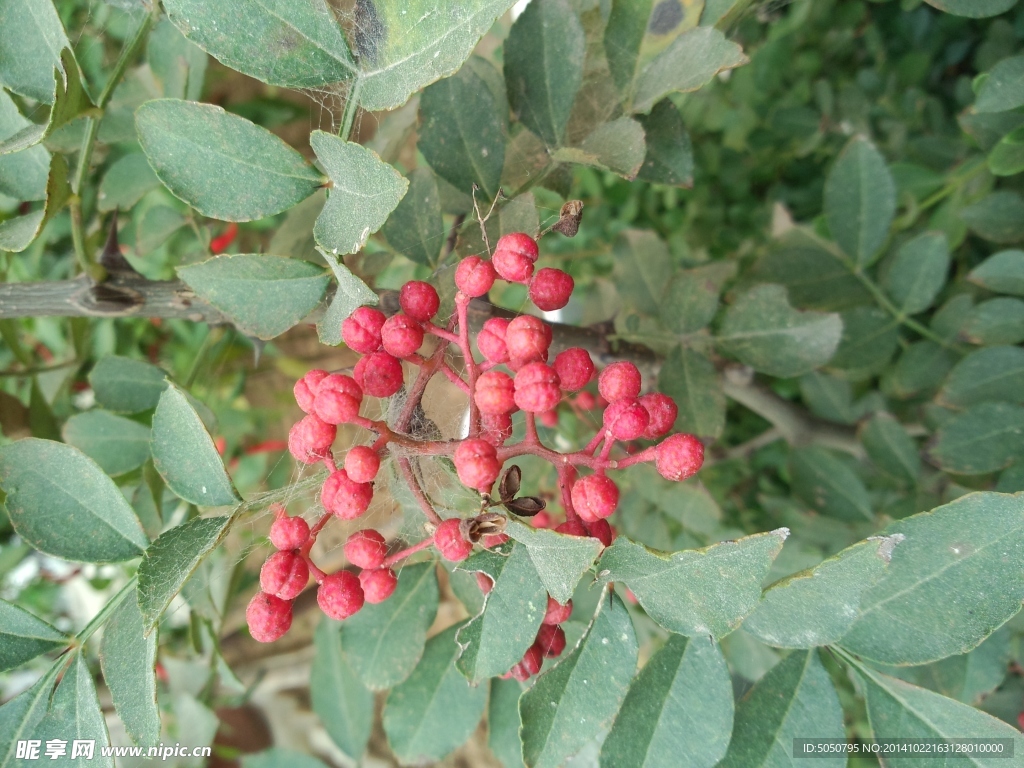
[718,650,845,768]
[310,130,408,255]
[961,297,1024,345]
[382,167,444,266]
[937,346,1024,408]
[137,205,186,254]
[317,248,380,346]
[925,0,1018,16]
[828,306,900,376]
[799,372,855,425]
[554,117,647,179]
[521,589,638,768]
[147,18,208,101]
[612,229,672,314]
[883,341,955,400]
[860,413,921,485]
[988,125,1024,176]
[0,438,148,563]
[0,151,69,253]
[968,249,1024,296]
[598,530,788,638]
[824,136,895,265]
[743,537,900,648]
[960,191,1024,243]
[636,99,693,187]
[455,543,548,682]
[505,519,602,605]
[62,411,151,477]
[0,664,60,767]
[927,402,1024,475]
[31,652,114,768]
[311,618,372,761]
[717,284,843,378]
[97,153,160,213]
[99,588,160,746]
[89,356,169,414]
[840,492,1024,665]
[384,622,488,764]
[419,56,506,200]
[178,255,328,340]
[789,446,872,521]
[137,514,232,632]
[657,346,726,441]
[0,90,49,201]
[0,598,67,673]
[975,55,1024,113]
[855,662,1022,761]
[600,634,733,768]
[488,678,526,768]
[242,749,330,768]
[342,562,439,690]
[0,0,70,103]
[660,262,735,334]
[883,232,950,315]
[505,0,586,147]
[136,99,323,221]
[151,384,238,506]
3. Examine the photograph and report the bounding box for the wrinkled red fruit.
[529,268,574,311]
[434,518,474,561]
[477,318,510,363]
[381,313,424,358]
[481,412,514,447]
[399,281,440,322]
[269,514,310,551]
[260,551,308,600]
[640,393,678,439]
[322,469,374,519]
[313,374,362,425]
[288,414,336,464]
[655,433,704,481]
[543,595,573,625]
[342,307,387,354]
[553,348,594,391]
[510,643,543,681]
[453,438,502,492]
[246,592,292,643]
[345,445,380,483]
[293,369,329,413]
[535,623,567,658]
[603,397,650,441]
[354,351,404,398]
[359,568,398,603]
[585,518,614,548]
[344,529,387,569]
[598,361,642,403]
[505,315,551,363]
[493,233,539,283]
[475,370,517,415]
[455,256,497,297]
[571,474,619,523]
[318,571,364,620]
[555,518,588,537]
[514,362,561,413]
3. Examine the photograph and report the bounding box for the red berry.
[553,348,595,391]
[260,551,309,600]
[555,519,588,537]
[514,362,561,413]
[476,572,494,594]
[543,595,572,625]
[354,352,404,398]
[359,568,398,603]
[539,409,559,428]
[603,397,650,441]
[317,571,364,620]
[481,411,514,447]
[519,643,543,676]
[493,233,539,283]
[453,438,502,492]
[571,474,619,523]
[435,518,474,561]
[288,414,336,464]
[269,515,310,551]
[529,268,574,311]
[531,511,552,528]
[345,445,380,483]
[246,592,292,642]
[483,533,510,548]
[505,315,551,363]
[536,623,567,658]
[599,361,642,403]
[575,391,598,410]
[293,369,329,413]
[381,313,424,358]
[475,370,517,415]
[456,256,496,297]
[313,374,363,425]
[399,281,440,322]
[640,393,678,439]
[344,529,387,569]
[477,318,510,363]
[655,434,704,481]
[585,518,613,548]
[342,307,387,354]
[322,469,374,519]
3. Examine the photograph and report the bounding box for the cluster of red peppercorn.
[246,232,705,679]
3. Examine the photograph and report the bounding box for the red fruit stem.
[558,464,579,521]
[425,323,459,344]
[300,509,334,584]
[440,363,472,394]
[524,412,540,445]
[381,536,435,568]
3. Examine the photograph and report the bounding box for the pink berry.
[453,438,502,492]
[555,519,588,537]
[543,595,572,625]
[260,550,308,601]
[603,397,650,441]
[585,518,613,548]
[342,307,387,354]
[599,361,642,403]
[313,374,363,425]
[539,409,558,428]
[493,233,539,284]
[293,369,329,413]
[536,623,567,658]
[514,362,561,413]
[288,414,336,464]
[571,474,619,523]
[345,445,380,483]
[475,370,517,415]
[359,568,398,603]
[476,572,494,595]
[246,592,292,642]
[399,281,440,322]
[483,533,509,548]
[529,268,574,311]
[434,517,473,561]
[477,318,510,363]
[505,316,551,363]
[317,571,364,621]
[575,391,598,410]
[655,434,704,482]
[269,515,310,551]
[519,643,543,677]
[344,529,387,569]
[322,469,374,519]
[354,352,404,398]
[553,348,595,391]
[640,393,678,439]
[481,412,513,447]
[381,313,424,358]
[531,511,552,529]
[455,256,496,297]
